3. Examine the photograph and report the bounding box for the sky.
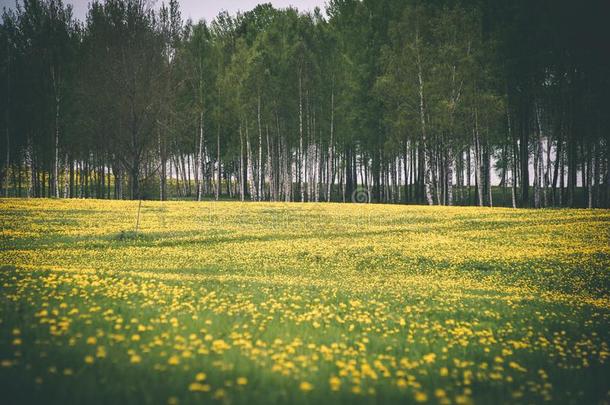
[0,0,328,22]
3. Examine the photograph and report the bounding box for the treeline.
[0,0,608,207]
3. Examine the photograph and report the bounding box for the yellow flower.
[414,391,428,402]
[96,346,107,359]
[168,355,180,365]
[509,361,526,372]
[237,377,248,386]
[329,376,341,391]
[188,382,211,392]
[195,372,207,381]
[84,355,94,364]
[86,337,97,345]
[130,354,142,364]
[455,395,472,405]
[299,381,313,392]
[212,340,230,353]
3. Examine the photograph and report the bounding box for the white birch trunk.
[196,111,204,201]
[246,124,257,201]
[447,150,453,206]
[266,125,274,201]
[415,28,433,206]
[257,95,263,200]
[53,98,60,198]
[4,39,9,197]
[588,145,593,208]
[239,124,245,201]
[4,122,8,197]
[298,70,305,202]
[474,113,483,207]
[507,106,517,208]
[50,65,61,199]
[158,130,163,201]
[487,147,493,207]
[63,153,69,198]
[327,87,334,202]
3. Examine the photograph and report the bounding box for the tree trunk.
[266,125,274,201]
[246,121,256,200]
[588,144,593,208]
[519,101,530,207]
[239,123,245,201]
[415,28,433,206]
[4,38,10,197]
[257,94,263,201]
[3,119,8,197]
[327,87,334,202]
[158,129,166,201]
[196,111,204,201]
[298,69,305,202]
[446,148,453,206]
[508,107,517,208]
[486,145,493,207]
[474,111,483,207]
[216,120,221,200]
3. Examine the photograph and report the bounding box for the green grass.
[0,198,609,404]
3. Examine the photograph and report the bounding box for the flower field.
[1,199,609,404]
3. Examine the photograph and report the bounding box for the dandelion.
[435,388,446,398]
[329,376,341,391]
[509,361,527,372]
[299,381,313,392]
[96,346,107,359]
[189,382,211,392]
[414,391,428,402]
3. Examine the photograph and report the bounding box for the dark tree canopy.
[1,0,608,207]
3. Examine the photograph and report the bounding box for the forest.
[0,0,608,208]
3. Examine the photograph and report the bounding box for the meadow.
[0,199,609,404]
